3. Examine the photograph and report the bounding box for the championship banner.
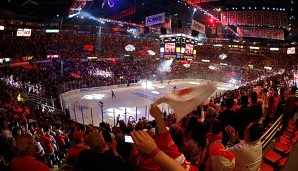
[248,27,256,37]
[271,12,280,26]
[221,12,228,26]
[254,11,262,25]
[237,26,244,37]
[254,27,262,38]
[243,27,250,37]
[260,28,267,38]
[191,20,205,34]
[145,12,165,27]
[229,11,237,25]
[265,29,273,39]
[277,29,284,40]
[237,11,245,25]
[272,30,278,39]
[245,11,253,25]
[280,13,288,27]
[237,26,284,40]
[263,12,271,26]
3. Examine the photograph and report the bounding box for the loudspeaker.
[178,20,182,28]
[160,27,167,34]
[144,26,149,33]
[191,30,198,37]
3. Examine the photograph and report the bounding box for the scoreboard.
[159,34,200,59]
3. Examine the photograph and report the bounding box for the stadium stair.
[261,119,297,171]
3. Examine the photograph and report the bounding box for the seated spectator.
[11,134,50,171]
[67,131,89,171]
[78,132,130,171]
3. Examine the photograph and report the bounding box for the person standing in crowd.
[218,98,236,146]
[187,121,207,168]
[67,131,89,171]
[78,132,130,171]
[282,86,297,131]
[249,91,263,123]
[11,134,50,171]
[225,122,263,171]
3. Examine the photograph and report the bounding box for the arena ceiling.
[0,0,297,41]
[0,0,294,22]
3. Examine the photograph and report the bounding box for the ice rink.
[61,80,237,127]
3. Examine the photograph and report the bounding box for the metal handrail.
[260,114,283,149]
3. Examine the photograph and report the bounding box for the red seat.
[289,120,296,126]
[291,136,297,144]
[278,157,288,168]
[264,150,282,165]
[279,136,291,145]
[282,131,294,139]
[273,142,292,155]
[260,162,275,171]
[287,125,296,133]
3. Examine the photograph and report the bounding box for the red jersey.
[11,156,50,171]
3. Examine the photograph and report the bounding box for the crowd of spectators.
[0,55,297,171]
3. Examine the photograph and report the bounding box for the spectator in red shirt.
[67,131,89,171]
[55,130,67,152]
[11,134,50,171]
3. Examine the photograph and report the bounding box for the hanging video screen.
[160,34,198,59]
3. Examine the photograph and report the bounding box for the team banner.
[229,11,237,25]
[263,12,271,26]
[254,11,262,25]
[245,11,253,25]
[237,26,284,40]
[221,12,228,26]
[271,12,280,26]
[237,11,245,25]
[145,12,165,27]
[191,20,205,34]
[280,13,288,27]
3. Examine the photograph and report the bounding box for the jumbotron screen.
[159,34,199,59]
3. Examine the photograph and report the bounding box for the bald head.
[16,134,35,156]
[86,132,105,153]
